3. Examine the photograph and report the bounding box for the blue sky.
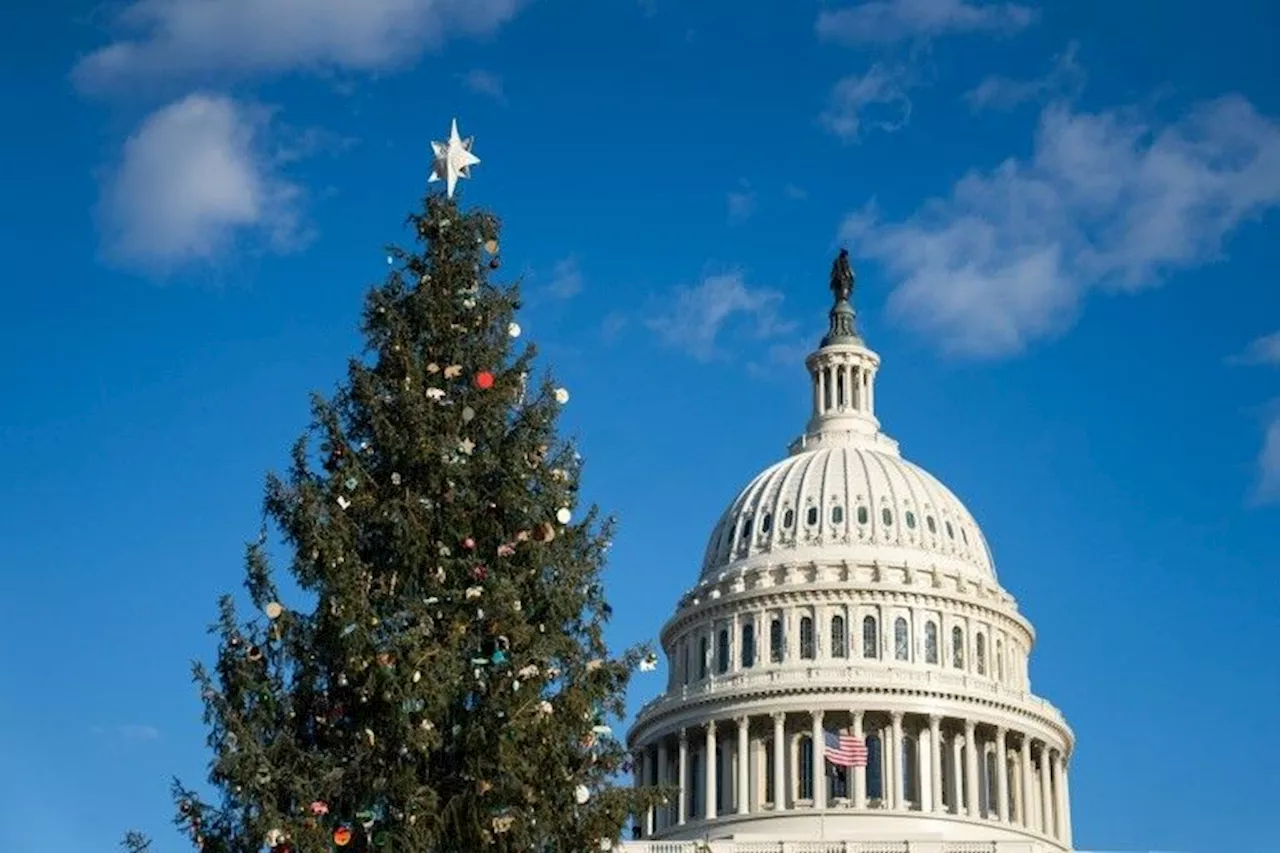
[1,1,1278,851]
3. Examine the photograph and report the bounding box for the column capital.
[813,709,825,723]
[771,711,786,724]
[995,724,1006,738]
[706,720,717,736]
[928,714,942,728]
[678,728,688,744]
[850,708,863,720]
[963,718,976,734]
[736,715,750,728]
[890,710,904,723]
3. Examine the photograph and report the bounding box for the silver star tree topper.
[429,118,480,199]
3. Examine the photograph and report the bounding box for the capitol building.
[622,253,1075,853]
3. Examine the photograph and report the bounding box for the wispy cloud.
[1229,331,1280,366]
[646,272,796,361]
[546,255,584,299]
[727,181,757,223]
[816,0,1036,46]
[73,0,526,95]
[966,41,1085,112]
[459,68,505,102]
[841,95,1280,358]
[820,64,915,142]
[92,723,161,742]
[100,93,306,274]
[1256,414,1280,504]
[784,183,809,200]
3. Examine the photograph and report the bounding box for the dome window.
[742,623,756,668]
[769,618,784,663]
[951,627,964,669]
[961,527,969,545]
[882,507,893,526]
[996,639,1004,682]
[717,628,730,675]
[806,506,819,526]
[924,622,939,664]
[761,513,773,534]
[926,515,937,534]
[831,615,847,658]
[742,517,753,541]
[893,617,910,661]
[699,636,709,679]
[945,521,955,539]
[799,616,816,660]
[862,616,879,659]
[831,505,844,524]
[905,511,917,529]
[976,633,986,676]
[856,506,869,525]
[783,508,795,529]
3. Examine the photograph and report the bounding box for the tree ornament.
[574,784,590,805]
[508,322,521,338]
[428,118,480,199]
[485,239,499,254]
[556,507,572,524]
[640,652,658,671]
[337,496,352,510]
[474,371,495,389]
[310,801,329,815]
[264,601,284,619]
[462,406,476,422]
[333,825,353,846]
[443,364,463,379]
[554,387,570,404]
[391,472,402,485]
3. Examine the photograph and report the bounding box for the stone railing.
[617,841,1059,853]
[634,664,1062,722]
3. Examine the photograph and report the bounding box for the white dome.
[700,445,996,582]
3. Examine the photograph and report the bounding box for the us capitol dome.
[622,252,1076,853]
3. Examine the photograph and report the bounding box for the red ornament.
[473,565,488,581]
[462,537,476,550]
[333,825,353,846]
[474,371,495,389]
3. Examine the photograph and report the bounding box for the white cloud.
[817,0,1036,46]
[784,183,809,200]
[546,255,584,299]
[646,272,796,361]
[965,41,1085,112]
[101,93,304,273]
[460,69,505,102]
[820,64,915,142]
[73,0,524,94]
[728,181,757,223]
[1257,415,1280,504]
[1230,330,1280,366]
[841,95,1280,357]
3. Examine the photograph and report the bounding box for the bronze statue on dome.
[830,248,854,304]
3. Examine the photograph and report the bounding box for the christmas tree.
[134,122,665,853]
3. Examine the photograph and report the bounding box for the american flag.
[824,730,867,767]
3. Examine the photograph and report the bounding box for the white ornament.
[556,507,572,524]
[639,652,658,672]
[554,387,570,404]
[429,119,481,199]
[574,784,590,805]
[508,322,521,338]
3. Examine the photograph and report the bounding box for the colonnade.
[632,709,1070,848]
[813,361,874,417]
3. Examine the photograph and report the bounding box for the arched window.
[831,505,844,524]
[866,734,883,800]
[783,508,795,529]
[902,735,919,804]
[799,616,816,659]
[926,515,937,534]
[761,513,772,534]
[996,639,1004,681]
[699,636,709,679]
[717,628,730,675]
[857,506,869,525]
[882,507,894,525]
[952,627,964,669]
[924,621,939,664]
[894,617,910,661]
[770,618,784,663]
[945,521,955,539]
[831,615,847,658]
[906,510,917,529]
[862,615,879,659]
[742,517,753,542]
[798,736,814,800]
[806,506,819,526]
[741,623,756,669]
[976,633,986,676]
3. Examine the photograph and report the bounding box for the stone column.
[641,749,655,835]
[1057,753,1073,847]
[1038,746,1053,836]
[929,716,944,813]
[811,710,826,808]
[1020,736,1034,829]
[772,712,786,811]
[656,740,669,830]
[677,729,688,825]
[852,710,866,809]
[736,717,750,814]
[890,712,905,809]
[705,721,718,821]
[963,720,979,818]
[995,727,1008,823]
[949,730,962,813]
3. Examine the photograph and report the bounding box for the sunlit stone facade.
[622,258,1075,853]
